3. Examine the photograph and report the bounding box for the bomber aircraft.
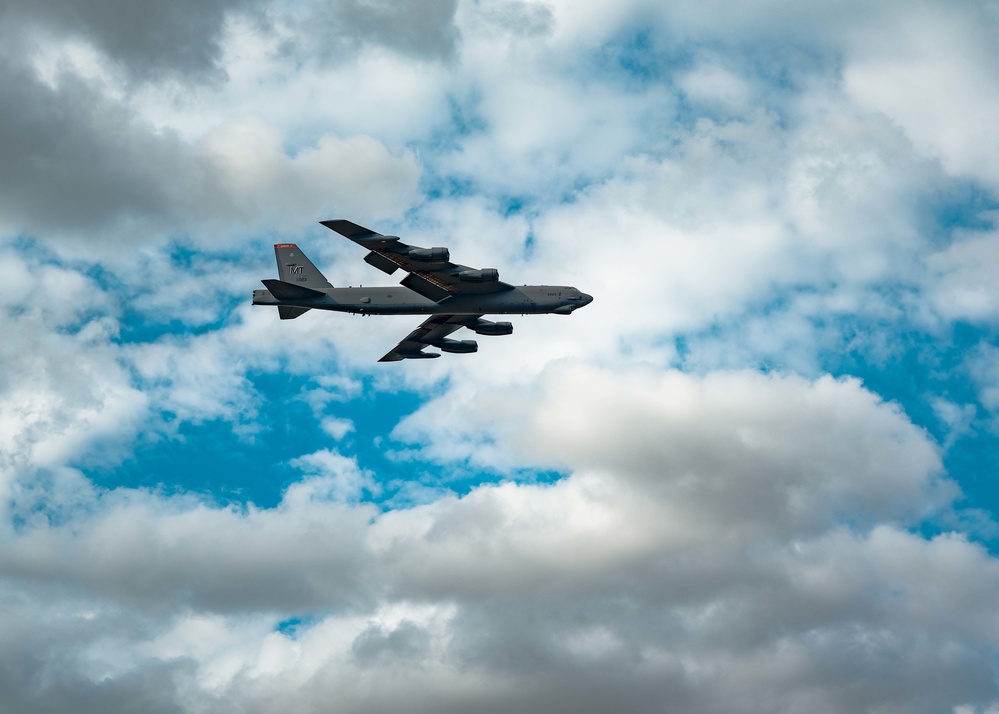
[253,219,593,361]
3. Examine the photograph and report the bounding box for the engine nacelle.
[458,268,499,283]
[438,339,478,354]
[408,247,450,262]
[470,319,513,336]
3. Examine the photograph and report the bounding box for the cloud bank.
[2,1,999,712]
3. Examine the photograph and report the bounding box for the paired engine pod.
[470,319,513,336]
[458,268,499,283]
[438,339,478,354]
[408,247,450,262]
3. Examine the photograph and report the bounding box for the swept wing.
[378,314,484,362]
[321,219,513,302]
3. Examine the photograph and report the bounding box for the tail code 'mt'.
[273,244,333,289]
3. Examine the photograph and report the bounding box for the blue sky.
[3,1,999,712]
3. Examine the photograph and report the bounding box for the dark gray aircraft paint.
[253,219,593,361]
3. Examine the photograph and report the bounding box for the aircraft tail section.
[259,246,329,322]
[274,244,333,289]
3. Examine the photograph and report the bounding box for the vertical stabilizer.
[274,244,333,289]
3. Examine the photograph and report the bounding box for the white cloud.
[968,344,999,416]
[3,0,999,711]
[395,365,952,529]
[194,117,420,230]
[126,329,262,429]
[931,397,977,451]
[320,416,355,440]
[926,225,999,323]
[678,60,753,113]
[288,448,376,502]
[843,4,999,189]
[0,249,148,508]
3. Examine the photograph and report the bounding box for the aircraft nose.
[578,293,593,307]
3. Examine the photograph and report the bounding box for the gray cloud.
[3,0,261,82]
[0,61,418,240]
[0,60,192,236]
[1,0,999,712]
[0,0,423,241]
[291,0,460,62]
[351,620,431,665]
[1,495,380,613]
[5,368,997,713]
[0,592,193,714]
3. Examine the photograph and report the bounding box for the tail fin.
[274,244,332,289]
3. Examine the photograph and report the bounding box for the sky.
[2,0,999,711]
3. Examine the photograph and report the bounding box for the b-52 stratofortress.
[253,219,593,361]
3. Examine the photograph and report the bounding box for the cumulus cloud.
[0,14,419,243]
[0,60,418,241]
[0,247,146,507]
[395,366,952,528]
[3,0,999,712]
[288,448,376,502]
[5,0,260,82]
[195,117,419,229]
[3,367,996,712]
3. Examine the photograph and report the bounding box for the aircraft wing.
[379,314,482,362]
[321,219,513,302]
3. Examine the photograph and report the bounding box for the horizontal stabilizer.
[261,279,326,301]
[279,306,310,320]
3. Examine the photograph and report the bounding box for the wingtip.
[321,219,381,240]
[378,350,442,362]
[320,219,352,232]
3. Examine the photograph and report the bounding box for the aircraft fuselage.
[252,284,592,316]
